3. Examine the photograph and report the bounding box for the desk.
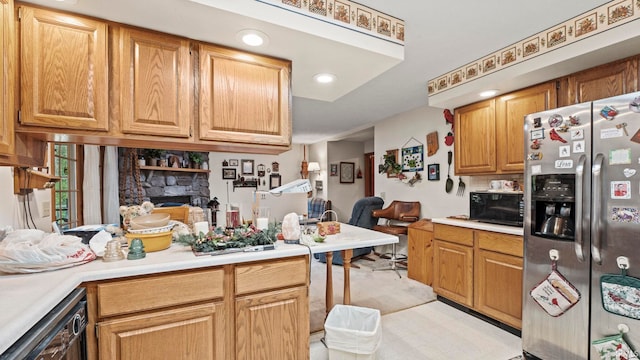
[307,223,399,315]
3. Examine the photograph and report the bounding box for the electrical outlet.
[40,201,50,217]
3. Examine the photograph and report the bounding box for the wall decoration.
[330,163,338,176]
[269,173,281,189]
[241,159,254,175]
[222,168,236,180]
[340,162,355,183]
[315,180,323,190]
[222,160,229,167]
[384,149,400,178]
[427,164,440,181]
[272,161,279,172]
[229,159,239,166]
[402,143,424,172]
[257,164,266,177]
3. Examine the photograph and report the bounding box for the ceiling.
[22,0,610,144]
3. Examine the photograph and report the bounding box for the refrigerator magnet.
[601,127,624,139]
[570,129,583,140]
[611,181,631,199]
[609,148,631,165]
[629,96,640,113]
[623,168,636,178]
[600,105,618,120]
[573,140,585,153]
[530,128,545,140]
[559,145,570,157]
[548,114,563,128]
[610,207,639,223]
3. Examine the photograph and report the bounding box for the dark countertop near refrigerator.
[432,217,524,236]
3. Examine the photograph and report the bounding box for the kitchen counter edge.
[432,218,524,236]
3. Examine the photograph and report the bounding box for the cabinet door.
[97,302,226,360]
[496,82,556,173]
[19,6,108,130]
[0,0,14,155]
[565,57,638,105]
[433,239,474,307]
[408,227,433,286]
[119,27,191,138]
[474,249,523,329]
[236,286,309,360]
[199,44,291,147]
[454,99,496,174]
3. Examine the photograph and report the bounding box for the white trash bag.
[0,229,96,273]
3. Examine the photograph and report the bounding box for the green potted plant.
[187,152,203,169]
[143,149,165,166]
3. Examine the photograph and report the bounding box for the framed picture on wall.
[385,149,399,178]
[269,174,282,189]
[229,159,239,166]
[340,162,355,183]
[241,159,254,175]
[222,168,236,180]
[330,164,338,176]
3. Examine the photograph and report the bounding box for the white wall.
[326,141,365,222]
[308,141,328,200]
[374,105,469,219]
[207,145,305,225]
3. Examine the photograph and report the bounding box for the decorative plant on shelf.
[378,153,402,176]
[143,149,165,166]
[187,152,203,168]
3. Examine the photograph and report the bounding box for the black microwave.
[469,191,524,227]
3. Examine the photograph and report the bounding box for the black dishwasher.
[0,288,87,360]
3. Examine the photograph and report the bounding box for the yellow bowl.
[125,231,172,252]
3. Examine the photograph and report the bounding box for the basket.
[317,210,340,235]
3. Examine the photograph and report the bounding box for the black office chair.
[315,196,384,266]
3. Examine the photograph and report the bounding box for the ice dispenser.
[530,174,576,240]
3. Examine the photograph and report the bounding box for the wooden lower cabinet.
[474,249,523,329]
[407,219,433,285]
[85,256,309,360]
[433,223,523,330]
[433,239,474,307]
[236,286,309,360]
[97,302,225,360]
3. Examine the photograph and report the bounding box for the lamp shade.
[307,162,321,172]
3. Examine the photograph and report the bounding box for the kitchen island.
[0,223,397,359]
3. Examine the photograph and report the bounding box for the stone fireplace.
[118,148,210,208]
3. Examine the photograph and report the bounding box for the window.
[51,144,84,230]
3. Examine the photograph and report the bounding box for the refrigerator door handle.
[591,153,604,265]
[574,154,586,262]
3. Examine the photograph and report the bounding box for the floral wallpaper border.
[428,0,640,96]
[256,0,405,45]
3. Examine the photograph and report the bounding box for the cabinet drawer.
[476,231,523,257]
[97,268,224,318]
[434,224,473,246]
[236,256,308,296]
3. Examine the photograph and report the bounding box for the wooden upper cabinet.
[495,82,557,173]
[198,44,291,147]
[454,99,496,174]
[19,6,108,130]
[119,27,191,138]
[0,0,15,155]
[562,57,638,105]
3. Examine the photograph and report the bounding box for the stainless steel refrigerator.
[523,91,640,359]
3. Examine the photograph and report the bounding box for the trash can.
[324,304,382,360]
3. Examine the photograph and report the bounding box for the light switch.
[40,201,51,217]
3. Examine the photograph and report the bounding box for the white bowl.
[127,223,175,234]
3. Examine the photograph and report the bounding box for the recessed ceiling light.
[479,89,498,97]
[313,73,336,84]
[236,29,269,47]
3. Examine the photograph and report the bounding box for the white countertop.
[432,218,524,236]
[0,224,397,355]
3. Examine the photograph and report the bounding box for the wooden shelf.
[140,165,209,173]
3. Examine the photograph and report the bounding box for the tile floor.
[310,300,523,360]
